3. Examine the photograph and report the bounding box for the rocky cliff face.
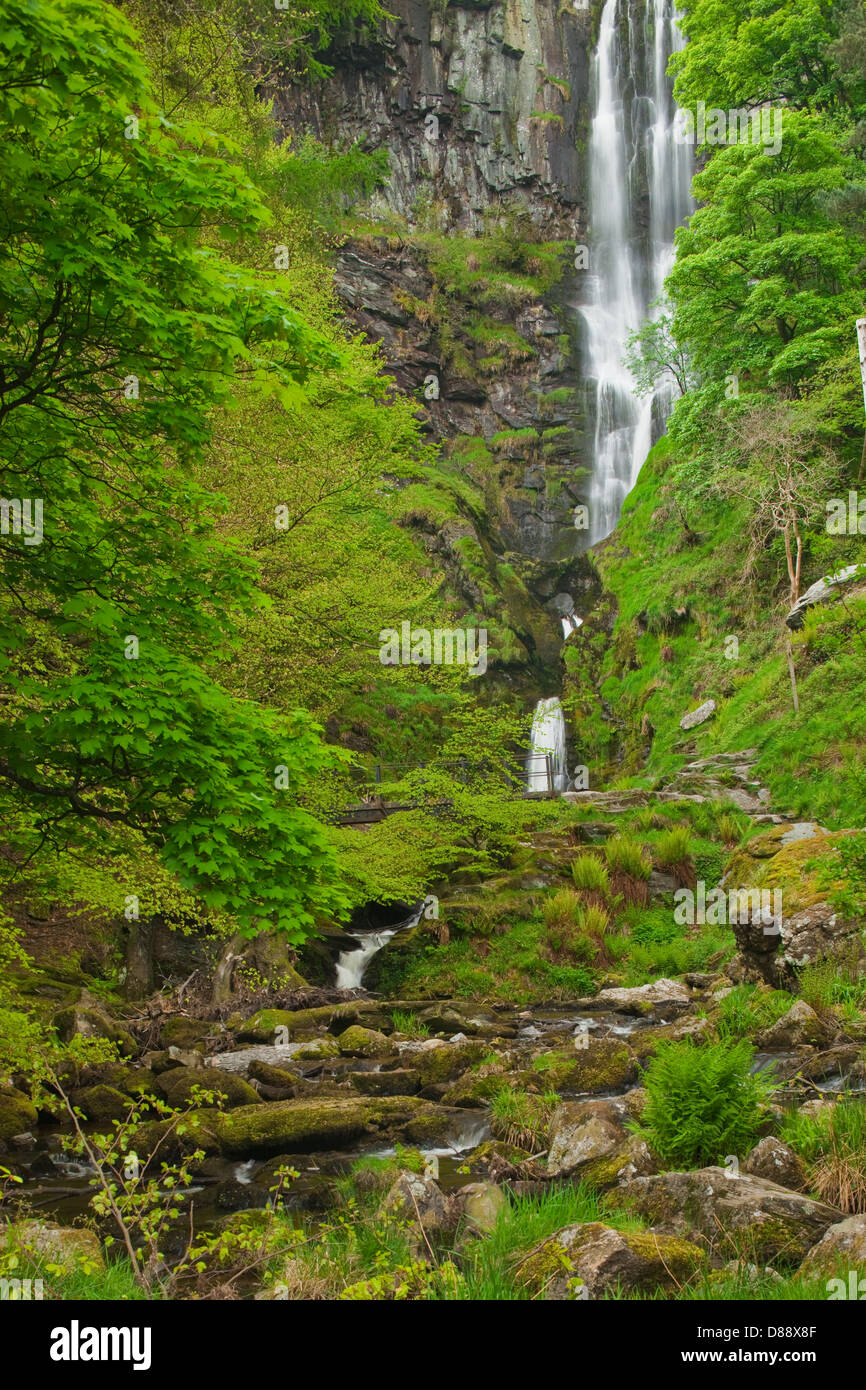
[272,0,605,690]
[273,0,592,235]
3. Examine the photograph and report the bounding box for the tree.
[624,299,693,399]
[0,0,351,936]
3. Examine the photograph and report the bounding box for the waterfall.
[335,904,424,989]
[580,0,692,545]
[527,697,567,792]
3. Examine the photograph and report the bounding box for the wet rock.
[415,1004,517,1038]
[609,1168,842,1263]
[518,1222,706,1299]
[212,1179,270,1212]
[743,1137,807,1190]
[247,1060,302,1089]
[155,1095,451,1157]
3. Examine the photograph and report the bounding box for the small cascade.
[526,696,568,793]
[335,904,424,989]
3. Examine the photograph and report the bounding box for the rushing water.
[527,696,568,792]
[580,0,692,545]
[334,904,424,989]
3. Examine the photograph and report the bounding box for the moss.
[533,1040,636,1093]
[337,1025,396,1059]
[0,1088,38,1139]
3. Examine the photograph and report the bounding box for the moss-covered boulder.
[53,1004,136,1058]
[409,1040,490,1085]
[0,1088,38,1139]
[546,1099,627,1178]
[337,1026,397,1059]
[350,1069,421,1097]
[157,1065,260,1109]
[235,1005,358,1043]
[2,1220,104,1275]
[441,1073,505,1107]
[608,1167,843,1264]
[533,1038,637,1094]
[247,1060,302,1089]
[171,1095,446,1157]
[756,1001,836,1051]
[69,1084,131,1122]
[517,1221,706,1299]
[158,1017,212,1050]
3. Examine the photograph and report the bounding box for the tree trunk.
[124,918,155,1000]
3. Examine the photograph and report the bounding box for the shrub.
[633,1038,773,1169]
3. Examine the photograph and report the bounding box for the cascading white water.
[335,905,424,989]
[580,0,692,545]
[526,696,568,792]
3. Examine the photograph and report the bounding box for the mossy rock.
[159,1017,212,1050]
[158,1096,444,1157]
[411,1041,490,1085]
[248,1060,302,1089]
[235,1004,358,1043]
[338,1026,397,1059]
[533,1038,637,1093]
[441,1073,505,1107]
[53,1005,136,1058]
[517,1221,706,1299]
[69,1084,131,1122]
[350,1069,421,1097]
[2,1220,105,1275]
[157,1065,260,1110]
[0,1088,38,1139]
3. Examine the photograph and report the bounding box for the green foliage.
[571,854,611,893]
[604,834,651,879]
[781,1098,866,1212]
[634,1038,774,1168]
[716,985,797,1040]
